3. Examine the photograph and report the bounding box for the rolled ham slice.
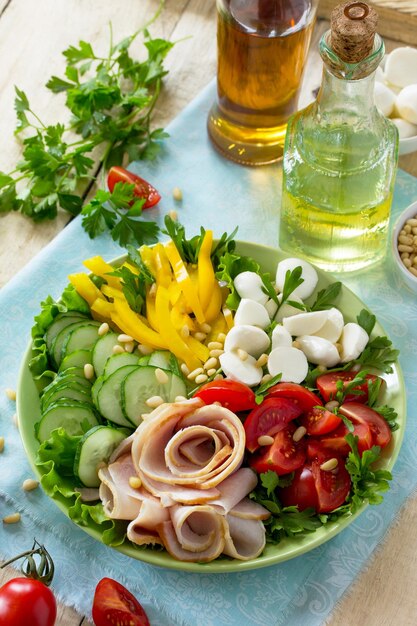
[223,514,266,560]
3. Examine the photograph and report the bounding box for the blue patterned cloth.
[1,81,417,625]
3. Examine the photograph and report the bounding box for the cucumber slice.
[45,312,88,355]
[74,425,129,487]
[103,352,140,378]
[36,401,99,442]
[52,321,92,368]
[147,350,172,370]
[121,366,187,426]
[41,382,93,412]
[59,349,92,373]
[91,376,104,410]
[137,355,150,366]
[96,365,138,427]
[61,322,100,363]
[91,332,120,377]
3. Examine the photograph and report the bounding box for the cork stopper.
[331,2,378,64]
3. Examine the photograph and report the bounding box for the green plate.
[16,241,406,572]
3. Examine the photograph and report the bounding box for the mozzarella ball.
[297,336,340,367]
[385,47,417,88]
[340,323,369,363]
[234,272,268,305]
[271,325,293,350]
[234,298,270,329]
[391,117,417,139]
[396,85,417,125]
[264,297,279,319]
[224,324,270,358]
[267,347,309,384]
[313,307,344,343]
[274,293,304,323]
[374,81,396,117]
[220,352,263,387]
[283,310,329,337]
[275,258,318,300]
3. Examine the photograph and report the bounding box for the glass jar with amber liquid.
[207,0,318,165]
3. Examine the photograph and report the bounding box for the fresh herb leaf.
[110,245,155,313]
[280,267,303,304]
[354,336,399,373]
[366,376,383,407]
[335,369,368,404]
[255,374,282,404]
[261,272,279,305]
[373,405,399,431]
[310,282,342,311]
[357,309,376,335]
[215,252,262,311]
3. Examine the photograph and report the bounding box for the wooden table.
[1,2,416,625]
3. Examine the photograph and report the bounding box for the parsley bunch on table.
[0,4,172,246]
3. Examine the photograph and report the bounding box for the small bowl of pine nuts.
[392,200,417,291]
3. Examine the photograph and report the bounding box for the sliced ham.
[223,515,266,560]
[209,468,258,514]
[228,497,270,521]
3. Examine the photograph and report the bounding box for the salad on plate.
[21,218,403,567]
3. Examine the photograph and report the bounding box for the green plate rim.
[16,240,407,573]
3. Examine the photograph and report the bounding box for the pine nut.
[84,363,94,380]
[413,227,417,235]
[200,323,212,334]
[204,357,218,371]
[213,374,223,381]
[180,325,190,338]
[320,458,338,471]
[3,513,21,524]
[208,341,223,350]
[0,437,4,453]
[206,368,217,377]
[98,322,110,336]
[237,348,248,361]
[174,395,187,402]
[398,244,413,253]
[137,344,153,355]
[5,388,16,401]
[155,368,169,384]
[407,218,417,227]
[256,353,269,368]
[257,435,274,446]
[194,332,207,342]
[404,224,412,233]
[195,374,208,384]
[146,395,164,408]
[172,187,183,201]
[180,363,190,376]
[149,283,157,297]
[187,367,204,380]
[317,365,327,373]
[112,344,124,354]
[409,266,417,277]
[325,400,339,410]
[292,340,301,349]
[22,478,39,491]
[293,426,307,442]
[129,476,142,489]
[217,333,227,343]
[399,235,413,245]
[209,349,224,358]
[400,251,410,259]
[403,257,412,268]
[261,374,272,385]
[124,342,134,353]
[118,333,133,343]
[169,209,178,221]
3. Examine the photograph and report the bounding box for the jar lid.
[331,2,378,64]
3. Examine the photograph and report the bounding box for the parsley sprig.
[1,5,173,246]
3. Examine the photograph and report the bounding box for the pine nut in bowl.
[392,200,417,292]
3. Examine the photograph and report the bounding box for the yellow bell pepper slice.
[83,256,121,289]
[155,285,201,371]
[184,335,210,363]
[164,240,206,324]
[204,281,222,323]
[145,292,159,332]
[68,273,105,306]
[223,306,234,330]
[168,282,182,306]
[207,312,228,342]
[90,297,114,320]
[140,246,157,277]
[112,298,166,350]
[197,230,216,313]
[170,306,196,332]
[153,243,172,287]
[101,285,124,301]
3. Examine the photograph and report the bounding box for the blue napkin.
[1,80,417,626]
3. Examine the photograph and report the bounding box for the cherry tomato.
[300,406,342,436]
[316,371,380,403]
[107,166,161,209]
[279,465,319,511]
[338,402,392,448]
[307,422,373,458]
[193,379,257,413]
[92,578,150,626]
[250,423,306,475]
[244,397,303,453]
[311,455,351,513]
[266,382,323,413]
[0,578,57,626]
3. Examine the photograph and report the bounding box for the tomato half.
[338,402,392,448]
[0,578,56,626]
[193,379,257,414]
[92,578,150,626]
[307,422,373,458]
[244,397,303,453]
[299,406,342,436]
[107,166,161,209]
[316,371,380,403]
[279,465,319,511]
[249,423,306,475]
[266,382,323,413]
[311,455,351,513]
